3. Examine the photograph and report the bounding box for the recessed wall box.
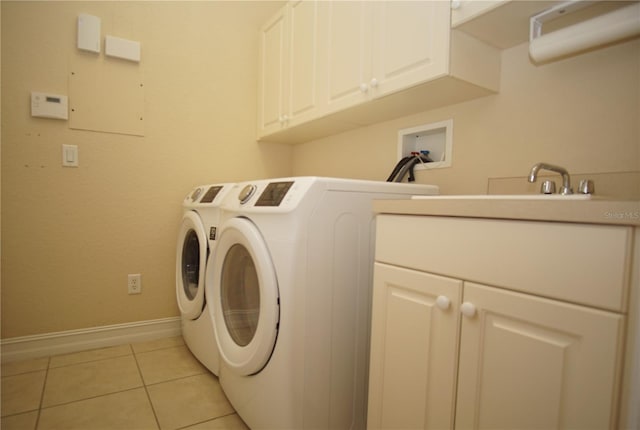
[77,13,101,53]
[31,92,69,120]
[105,35,141,62]
[398,119,453,170]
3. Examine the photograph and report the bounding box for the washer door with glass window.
[176,211,208,320]
[210,217,279,376]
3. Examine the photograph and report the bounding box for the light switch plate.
[62,144,78,167]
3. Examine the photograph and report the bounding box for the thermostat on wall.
[31,91,69,120]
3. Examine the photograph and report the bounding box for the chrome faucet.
[528,162,573,195]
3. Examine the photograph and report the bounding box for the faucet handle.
[578,179,595,195]
[541,180,556,194]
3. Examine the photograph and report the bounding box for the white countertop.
[373,196,640,226]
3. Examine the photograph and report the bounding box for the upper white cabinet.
[322,1,370,114]
[323,1,450,115]
[257,0,501,143]
[372,1,451,97]
[258,0,323,137]
[258,7,287,136]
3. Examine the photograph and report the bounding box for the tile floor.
[1,336,249,430]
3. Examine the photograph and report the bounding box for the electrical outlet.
[128,274,142,294]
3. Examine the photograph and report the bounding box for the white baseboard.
[1,317,182,363]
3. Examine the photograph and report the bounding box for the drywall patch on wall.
[69,54,144,136]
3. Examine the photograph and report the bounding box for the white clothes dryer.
[205,177,438,429]
[176,183,234,376]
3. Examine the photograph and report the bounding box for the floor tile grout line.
[131,341,188,357]
[37,385,147,412]
[174,411,240,430]
[0,343,184,376]
[0,339,185,375]
[47,352,135,370]
[0,409,39,420]
[34,355,51,430]
[0,368,47,378]
[37,340,185,372]
[131,344,162,430]
[143,370,210,389]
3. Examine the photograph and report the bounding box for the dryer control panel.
[256,182,294,207]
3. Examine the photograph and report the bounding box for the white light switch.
[62,144,78,167]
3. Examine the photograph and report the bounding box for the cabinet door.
[456,282,624,429]
[368,263,462,430]
[371,1,450,97]
[286,0,322,127]
[258,6,288,136]
[323,0,372,114]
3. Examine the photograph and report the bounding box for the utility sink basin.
[411,194,593,200]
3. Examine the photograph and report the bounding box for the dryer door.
[210,217,279,376]
[176,211,208,320]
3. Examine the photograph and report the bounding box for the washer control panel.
[200,185,223,203]
[183,183,234,207]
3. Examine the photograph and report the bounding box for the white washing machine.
[205,177,439,429]
[176,183,235,375]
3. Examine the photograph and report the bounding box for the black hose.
[386,156,414,182]
[388,154,433,182]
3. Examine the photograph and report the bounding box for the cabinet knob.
[359,83,369,93]
[279,114,289,124]
[451,0,462,10]
[460,302,476,318]
[370,78,378,88]
[435,295,451,310]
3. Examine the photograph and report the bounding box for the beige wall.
[292,38,640,195]
[1,1,291,338]
[2,1,639,340]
